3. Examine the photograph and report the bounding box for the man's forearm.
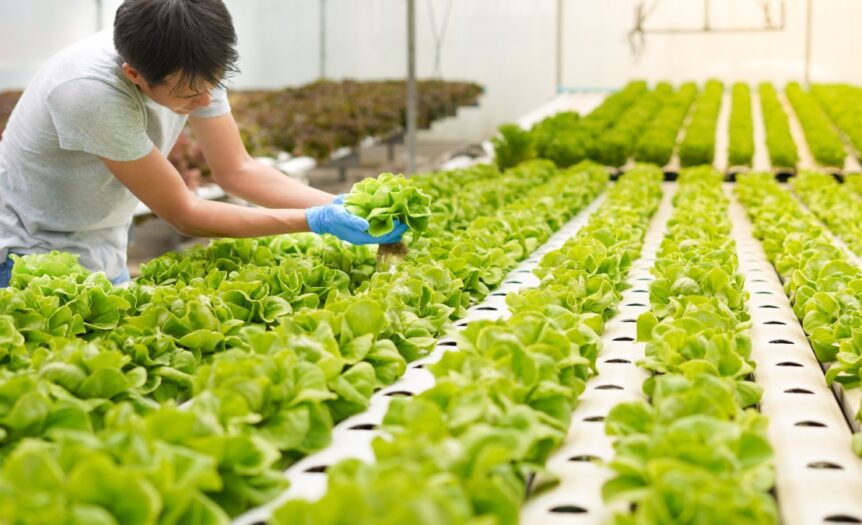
[221,161,335,209]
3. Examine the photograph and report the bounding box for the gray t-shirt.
[0,30,230,279]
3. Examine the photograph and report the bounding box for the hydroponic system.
[5,1,862,524]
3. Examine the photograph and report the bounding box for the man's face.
[122,65,214,115]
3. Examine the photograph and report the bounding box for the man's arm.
[188,113,335,208]
[102,148,312,237]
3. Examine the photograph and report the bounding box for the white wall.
[1,0,861,140]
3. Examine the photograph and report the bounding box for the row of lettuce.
[738,172,862,452]
[272,165,665,524]
[493,80,862,173]
[604,167,776,523]
[0,161,609,523]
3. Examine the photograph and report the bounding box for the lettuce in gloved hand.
[306,204,407,245]
[342,173,432,270]
[343,173,432,237]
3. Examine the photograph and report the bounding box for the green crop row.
[728,83,755,167]
[492,81,648,169]
[790,171,862,256]
[812,83,862,157]
[0,162,609,523]
[634,82,698,167]
[758,83,798,169]
[785,82,846,168]
[593,83,673,167]
[736,173,862,451]
[271,165,665,525]
[679,80,724,167]
[604,167,777,524]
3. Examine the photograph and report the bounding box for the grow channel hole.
[612,336,634,342]
[769,339,795,345]
[777,361,803,367]
[807,461,844,470]
[622,319,637,323]
[304,465,329,474]
[475,306,498,312]
[595,384,624,390]
[568,454,600,463]
[765,320,787,326]
[384,391,414,397]
[795,420,827,427]
[583,416,605,422]
[605,358,632,364]
[626,303,647,307]
[759,305,780,309]
[784,388,815,395]
[824,516,862,523]
[549,505,588,514]
[348,423,378,431]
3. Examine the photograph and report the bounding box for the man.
[0,0,406,288]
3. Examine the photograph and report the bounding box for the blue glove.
[306,204,408,245]
[332,193,347,205]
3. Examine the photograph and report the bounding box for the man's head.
[114,0,238,115]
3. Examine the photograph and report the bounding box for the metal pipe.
[555,0,563,92]
[804,0,812,87]
[319,0,327,79]
[406,0,418,174]
[95,0,104,31]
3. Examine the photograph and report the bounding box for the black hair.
[114,0,239,93]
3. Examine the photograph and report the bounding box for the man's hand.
[306,204,407,245]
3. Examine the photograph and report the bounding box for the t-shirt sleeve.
[192,86,231,119]
[47,78,153,162]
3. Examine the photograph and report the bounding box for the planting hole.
[808,461,844,470]
[569,454,600,462]
[596,384,624,390]
[613,336,635,342]
[549,505,588,514]
[412,364,426,369]
[824,515,862,523]
[795,420,827,428]
[765,320,787,326]
[304,465,329,474]
[490,292,507,297]
[769,339,794,345]
[349,423,378,431]
[626,303,647,307]
[456,322,469,327]
[476,306,497,312]
[634,289,648,293]
[752,279,767,283]
[504,280,523,285]
[784,388,814,395]
[622,318,637,323]
[605,358,631,364]
[438,340,457,347]
[759,305,779,309]
[755,291,774,295]
[384,391,414,398]
[583,416,605,422]
[777,361,803,367]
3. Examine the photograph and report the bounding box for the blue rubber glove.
[332,193,347,205]
[306,204,408,245]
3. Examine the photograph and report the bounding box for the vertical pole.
[555,0,563,93]
[95,0,104,31]
[704,0,710,30]
[406,0,418,174]
[319,0,327,79]
[804,0,812,87]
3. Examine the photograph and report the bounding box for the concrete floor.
[127,140,471,276]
